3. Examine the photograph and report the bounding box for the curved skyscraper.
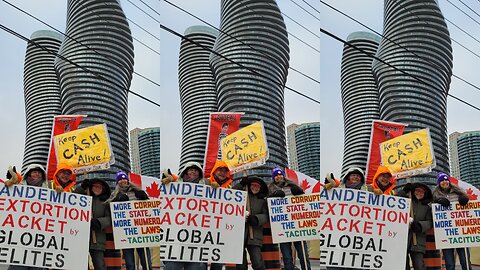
[372,0,453,184]
[55,0,134,182]
[340,32,381,177]
[22,30,63,173]
[210,0,290,178]
[178,26,218,171]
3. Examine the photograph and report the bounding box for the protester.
[51,163,76,192]
[268,167,311,270]
[162,162,208,270]
[233,175,269,270]
[209,159,233,189]
[75,178,112,270]
[108,171,152,270]
[397,182,433,270]
[433,172,472,270]
[369,165,396,195]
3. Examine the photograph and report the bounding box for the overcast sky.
[321,0,480,179]
[0,1,320,177]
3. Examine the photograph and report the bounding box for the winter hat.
[115,171,129,185]
[437,172,450,185]
[272,167,285,180]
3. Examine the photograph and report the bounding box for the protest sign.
[159,182,247,264]
[0,183,92,269]
[204,112,243,177]
[46,115,85,180]
[220,120,269,174]
[319,188,410,270]
[268,194,321,243]
[380,128,435,178]
[365,120,406,184]
[111,200,162,249]
[54,123,114,174]
[432,201,480,249]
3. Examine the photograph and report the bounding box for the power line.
[161,24,320,104]
[320,27,480,112]
[0,23,161,108]
[457,0,480,19]
[289,0,320,21]
[163,0,320,84]
[446,0,480,27]
[125,0,161,24]
[2,0,160,88]
[126,18,160,42]
[299,0,320,15]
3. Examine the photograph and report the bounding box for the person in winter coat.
[75,178,112,270]
[51,163,76,192]
[433,172,472,270]
[107,171,152,270]
[233,175,269,270]
[369,166,396,195]
[209,160,233,189]
[397,182,433,270]
[268,167,311,270]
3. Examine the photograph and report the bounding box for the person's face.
[250,182,261,194]
[30,170,43,181]
[118,179,129,187]
[92,182,103,196]
[377,173,391,187]
[348,173,362,184]
[187,168,200,179]
[274,174,284,183]
[214,167,228,181]
[222,125,228,132]
[57,169,72,183]
[414,188,426,200]
[440,180,450,189]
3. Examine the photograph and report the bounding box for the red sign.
[365,120,406,184]
[46,115,84,180]
[203,113,243,178]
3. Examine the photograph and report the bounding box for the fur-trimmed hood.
[179,161,204,180]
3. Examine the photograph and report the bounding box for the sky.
[0,1,320,177]
[321,0,480,179]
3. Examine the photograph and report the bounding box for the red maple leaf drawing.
[146,181,160,198]
[312,182,321,193]
[466,188,478,200]
[301,179,310,191]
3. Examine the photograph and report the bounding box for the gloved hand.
[135,190,149,200]
[403,183,413,193]
[324,172,336,190]
[81,179,91,190]
[113,193,129,202]
[55,186,64,193]
[290,185,304,196]
[5,166,21,187]
[373,188,383,196]
[411,221,422,233]
[161,169,176,185]
[458,195,469,206]
[210,182,220,189]
[240,176,248,186]
[408,217,414,225]
[323,183,334,190]
[247,215,259,226]
[91,218,101,231]
[436,197,451,207]
[270,190,285,198]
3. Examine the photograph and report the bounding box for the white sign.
[0,184,92,269]
[432,201,480,249]
[158,182,247,264]
[318,188,410,270]
[268,194,321,243]
[111,200,161,249]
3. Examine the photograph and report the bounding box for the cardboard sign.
[54,124,114,173]
[220,120,269,174]
[319,188,410,270]
[110,200,161,249]
[268,194,321,243]
[0,184,92,269]
[380,128,435,178]
[432,201,480,249]
[159,182,247,264]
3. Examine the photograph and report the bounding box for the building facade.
[54,0,134,182]
[130,128,143,174]
[294,122,320,179]
[138,127,161,178]
[210,0,290,179]
[22,30,64,173]
[372,0,453,184]
[450,131,480,187]
[340,31,381,177]
[178,26,218,171]
[287,123,299,171]
[449,132,462,179]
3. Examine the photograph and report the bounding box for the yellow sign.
[221,120,269,174]
[380,128,435,178]
[54,124,114,173]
